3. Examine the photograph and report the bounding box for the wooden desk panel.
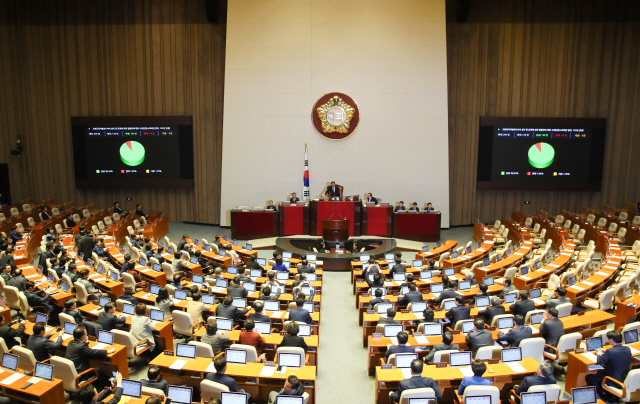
[362,206,393,236]
[231,210,279,240]
[280,204,309,236]
[0,367,65,404]
[310,200,361,236]
[393,212,441,242]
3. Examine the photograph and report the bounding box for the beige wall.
[220,0,451,226]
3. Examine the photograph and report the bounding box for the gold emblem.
[316,96,355,133]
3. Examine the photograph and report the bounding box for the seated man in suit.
[401,273,417,288]
[545,286,571,310]
[0,316,25,350]
[246,255,263,270]
[258,285,281,301]
[390,359,442,403]
[176,234,191,253]
[446,295,471,326]
[539,307,566,379]
[7,226,23,243]
[510,290,536,318]
[366,193,378,205]
[512,362,556,402]
[408,202,420,212]
[236,267,252,283]
[213,235,225,251]
[298,259,315,274]
[289,193,300,203]
[478,296,506,325]
[66,326,115,390]
[281,321,308,351]
[500,278,517,297]
[385,331,416,361]
[266,200,277,211]
[476,282,489,296]
[248,301,271,323]
[113,201,125,216]
[119,285,138,306]
[586,330,632,400]
[27,321,63,362]
[418,308,438,326]
[398,283,423,305]
[206,357,251,398]
[368,288,391,310]
[379,308,401,325]
[433,280,458,304]
[25,280,57,315]
[0,250,16,273]
[140,365,169,395]
[77,372,124,404]
[325,181,341,199]
[63,298,87,325]
[424,202,435,212]
[466,318,493,357]
[458,360,492,394]
[134,204,146,219]
[7,267,28,291]
[93,240,108,258]
[227,276,248,298]
[288,298,313,324]
[267,374,305,404]
[64,214,77,229]
[425,331,459,363]
[153,246,166,264]
[497,314,532,347]
[97,302,126,331]
[389,258,406,276]
[394,201,406,212]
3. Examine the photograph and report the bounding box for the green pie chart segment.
[120,141,145,166]
[528,142,555,169]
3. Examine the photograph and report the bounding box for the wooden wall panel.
[447,0,640,225]
[0,0,224,223]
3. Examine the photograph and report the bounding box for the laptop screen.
[64,321,78,335]
[35,312,47,325]
[386,253,396,261]
[60,280,68,292]
[566,276,576,286]
[475,296,490,308]
[227,266,238,275]
[401,286,410,295]
[204,244,211,251]
[483,277,494,286]
[139,257,146,267]
[444,268,455,276]
[202,294,215,305]
[153,263,160,271]
[451,252,459,259]
[412,259,423,268]
[585,337,603,352]
[411,302,427,313]
[372,287,387,297]
[121,379,142,398]
[504,292,518,304]
[384,324,404,337]
[250,269,263,278]
[298,324,312,337]
[244,282,256,293]
[2,353,18,371]
[150,283,161,295]
[97,265,104,274]
[436,241,441,247]
[176,343,196,359]
[226,349,248,364]
[530,312,544,325]
[221,392,249,404]
[501,347,522,363]
[189,256,198,264]
[232,298,247,308]
[395,353,418,368]
[110,271,119,281]
[483,258,490,266]
[233,240,238,246]
[34,362,54,381]
[168,247,173,254]
[306,273,317,282]
[275,397,303,404]
[624,329,639,344]
[192,274,203,284]
[535,261,541,270]
[245,244,252,251]
[572,387,597,404]
[276,272,289,280]
[360,255,370,262]
[529,288,541,299]
[99,296,111,307]
[284,261,291,269]
[430,283,444,293]
[282,252,292,259]
[216,318,233,331]
[521,392,546,404]
[257,258,267,266]
[498,317,514,329]
[466,246,472,253]
[167,386,193,404]
[216,279,228,288]
[278,352,302,367]
[306,254,316,261]
[420,270,432,280]
[254,322,271,335]
[377,302,394,314]
[123,303,136,315]
[264,300,280,312]
[461,321,475,334]
[520,266,529,275]
[303,302,314,313]
[459,281,471,290]
[443,300,457,310]
[393,273,406,282]
[422,323,443,336]
[150,309,165,322]
[465,396,492,404]
[98,330,113,345]
[450,351,472,367]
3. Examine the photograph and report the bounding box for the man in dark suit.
[497,315,532,347]
[25,281,57,315]
[398,283,423,305]
[0,249,16,272]
[258,285,281,301]
[246,255,263,270]
[65,214,77,229]
[409,202,420,212]
[446,295,471,326]
[27,322,63,362]
[288,298,313,323]
[363,258,381,281]
[289,193,300,203]
[0,316,25,349]
[176,234,191,252]
[7,226,23,243]
[466,319,493,357]
[206,356,250,397]
[63,298,87,325]
[510,290,536,317]
[215,295,250,322]
[539,307,566,379]
[390,359,442,402]
[40,206,51,221]
[500,278,517,297]
[66,326,115,389]
[236,267,252,283]
[113,201,125,216]
[266,200,277,211]
[433,280,458,304]
[379,308,402,325]
[77,372,124,404]
[134,204,145,218]
[424,202,435,212]
[366,193,378,205]
[248,301,271,323]
[425,331,460,363]
[325,181,341,198]
[389,258,406,276]
[478,297,506,325]
[227,276,248,298]
[97,303,126,331]
[298,259,315,274]
[140,365,169,395]
[384,331,416,361]
[214,235,225,251]
[586,330,632,400]
[368,288,391,310]
[394,201,406,212]
[0,264,12,284]
[513,362,556,400]
[545,286,571,310]
[77,233,95,262]
[7,268,27,291]
[153,246,166,264]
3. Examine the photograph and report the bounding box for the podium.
[322,219,349,242]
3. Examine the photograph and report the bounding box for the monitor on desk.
[535,261,541,270]
[60,280,68,292]
[444,268,455,277]
[232,239,238,246]
[360,255,370,262]
[264,300,280,312]
[226,348,248,364]
[276,272,289,281]
[393,273,406,282]
[167,385,193,404]
[98,330,113,345]
[174,290,188,301]
[466,246,472,254]
[278,352,302,368]
[436,241,441,247]
[483,277,495,286]
[395,353,418,368]
[224,235,229,241]
[506,250,512,258]
[150,309,165,322]
[282,251,292,259]
[250,269,263,278]
[97,265,104,274]
[221,392,249,404]
[202,294,215,305]
[284,261,291,269]
[572,387,598,404]
[409,399,434,404]
[35,312,47,325]
[383,253,394,261]
[430,283,444,293]
[420,246,430,254]
[110,271,119,281]
[566,276,576,287]
[153,263,160,271]
[504,292,518,304]
[275,397,303,404]
[306,254,317,261]
[245,243,252,251]
[192,274,203,284]
[497,254,503,262]
[465,396,492,404]
[422,323,443,336]
[227,266,238,275]
[483,258,490,266]
[298,324,312,337]
[451,251,459,259]
[303,302,314,313]
[34,362,54,381]
[461,321,475,334]
[450,351,472,367]
[244,282,256,293]
[498,317,514,330]
[193,239,199,246]
[216,279,228,288]
[99,296,111,307]
[189,256,198,265]
[204,244,211,252]
[475,296,490,308]
[410,302,427,313]
[585,336,603,352]
[459,281,471,290]
[2,353,18,371]
[501,347,522,363]
[216,318,233,331]
[121,379,142,398]
[529,312,544,325]
[384,324,404,337]
[176,343,196,359]
[420,270,432,280]
[444,300,457,310]
[123,302,136,315]
[254,322,271,335]
[232,298,247,309]
[412,259,423,268]
[48,272,55,283]
[401,286,410,295]
[520,266,529,276]
[520,392,546,404]
[306,273,317,282]
[257,258,267,266]
[168,247,174,254]
[139,257,146,267]
[477,241,482,248]
[377,302,394,314]
[301,286,313,296]
[64,321,78,335]
[624,329,639,344]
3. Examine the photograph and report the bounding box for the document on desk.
[27,377,43,384]
[401,368,413,379]
[260,366,276,377]
[143,293,154,299]
[270,311,284,318]
[582,281,595,286]
[457,366,474,377]
[61,334,74,341]
[533,299,545,305]
[519,276,531,281]
[205,362,217,373]
[595,271,610,277]
[384,282,394,287]
[140,269,152,273]
[629,347,640,356]
[581,352,598,363]
[93,277,106,282]
[414,336,429,345]
[210,287,225,293]
[538,269,550,273]
[170,359,188,370]
[569,286,585,292]
[389,337,398,346]
[26,274,40,279]
[506,362,527,373]
[90,308,103,314]
[0,373,24,385]
[93,343,108,350]
[548,264,560,268]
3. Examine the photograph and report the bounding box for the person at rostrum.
[446,295,471,326]
[512,362,556,403]
[458,359,492,394]
[27,321,63,362]
[267,374,305,404]
[394,201,406,212]
[66,325,116,390]
[77,371,124,404]
[384,331,415,361]
[289,193,300,203]
[425,331,459,363]
[325,181,341,198]
[466,318,493,357]
[585,330,632,400]
[200,318,228,355]
[497,314,532,347]
[390,359,442,403]
[280,321,308,351]
[478,296,506,326]
[266,200,277,211]
[206,356,251,398]
[366,193,378,205]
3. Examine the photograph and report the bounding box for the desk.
[393,212,441,242]
[310,200,360,236]
[143,214,169,240]
[280,204,309,236]
[362,206,393,236]
[476,239,533,283]
[616,293,640,330]
[231,210,279,240]
[413,240,459,264]
[150,353,317,404]
[0,367,65,404]
[375,357,540,404]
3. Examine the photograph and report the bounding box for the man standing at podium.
[366,193,377,205]
[325,181,341,199]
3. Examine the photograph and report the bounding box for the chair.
[188,341,214,358]
[399,388,437,404]
[440,298,456,309]
[227,344,258,362]
[112,329,151,368]
[475,345,502,360]
[519,337,545,364]
[532,229,546,245]
[555,302,573,318]
[510,384,561,404]
[172,310,202,339]
[10,207,19,217]
[0,339,9,357]
[613,227,627,242]
[104,216,113,226]
[59,312,76,325]
[4,286,22,313]
[74,282,90,305]
[524,310,545,324]
[621,322,640,335]
[200,380,229,401]
[432,349,459,363]
[435,252,449,268]
[619,212,628,222]
[544,332,581,365]
[596,217,607,228]
[491,314,514,327]
[455,385,500,404]
[11,345,39,373]
[554,215,564,226]
[524,217,533,229]
[583,288,615,311]
[586,214,596,224]
[52,208,60,216]
[276,347,309,366]
[122,272,145,292]
[573,229,586,244]
[50,355,98,393]
[602,368,640,402]
[503,266,517,283]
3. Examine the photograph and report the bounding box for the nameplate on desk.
[265,361,276,368]
[164,350,174,356]
[488,326,496,331]
[393,293,399,296]
[413,332,422,337]
[362,292,368,296]
[575,348,585,354]
[381,364,393,370]
[280,332,288,336]
[451,330,461,335]
[367,311,375,314]
[372,333,382,339]
[578,311,585,316]
[435,362,447,368]
[434,308,442,311]
[488,359,499,364]
[401,310,409,313]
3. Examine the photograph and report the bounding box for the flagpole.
[303,143,310,202]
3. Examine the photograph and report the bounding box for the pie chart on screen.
[120,141,145,166]
[528,142,555,169]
